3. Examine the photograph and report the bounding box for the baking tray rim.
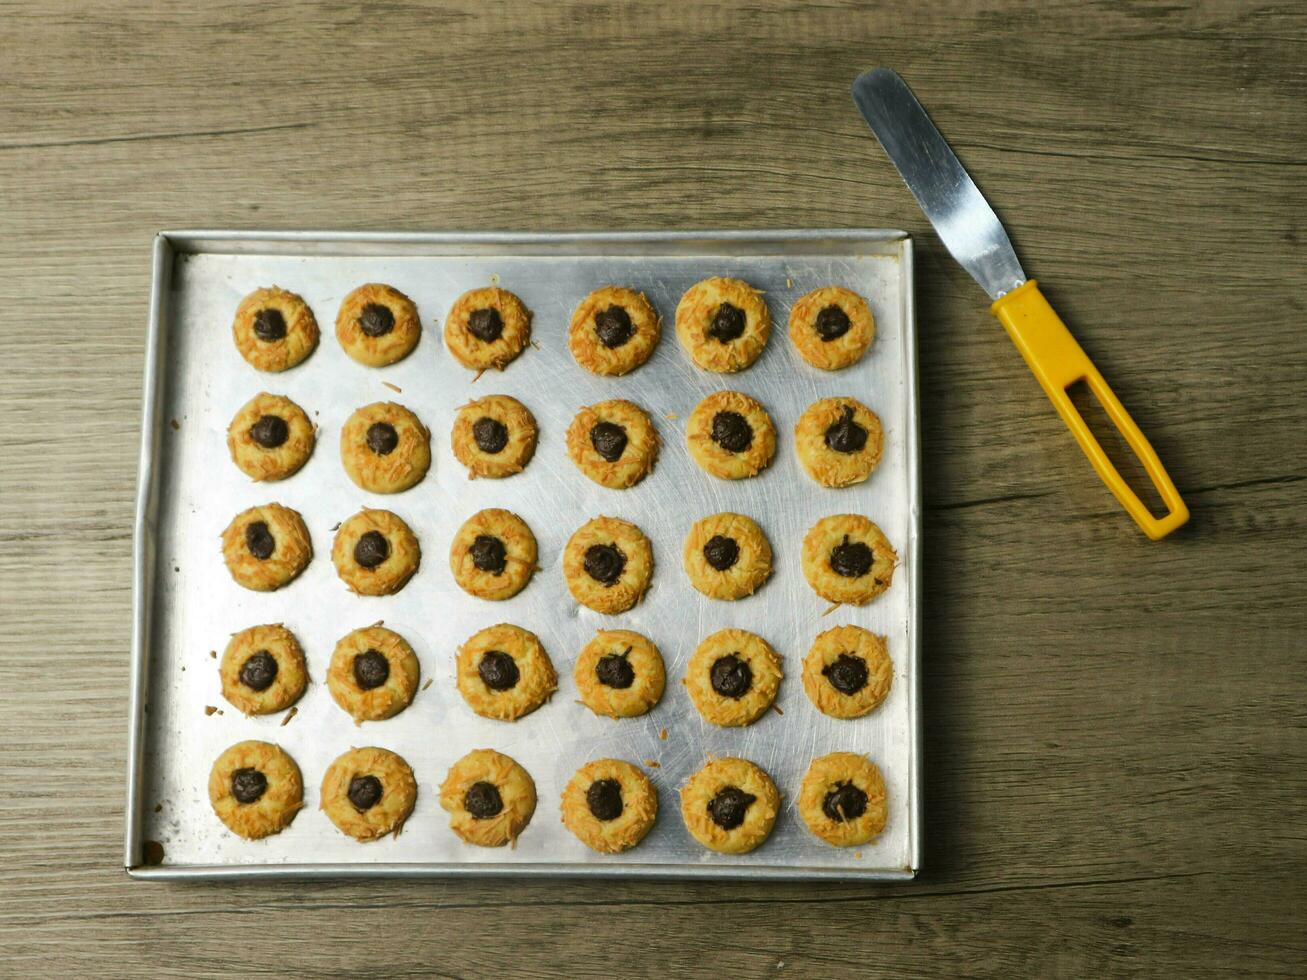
[126,228,921,881]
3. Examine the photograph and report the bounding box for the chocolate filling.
[707,786,756,830]
[472,416,509,454]
[231,767,267,804]
[822,782,868,822]
[469,534,507,574]
[596,646,635,689]
[366,422,399,455]
[710,654,753,698]
[822,653,869,695]
[478,650,520,691]
[250,415,289,449]
[252,308,287,342]
[586,779,624,821]
[464,781,503,819]
[239,650,278,691]
[589,421,628,462]
[245,521,275,560]
[353,649,390,690]
[702,534,740,571]
[707,302,746,342]
[583,543,625,585]
[467,307,504,343]
[347,774,383,811]
[814,304,851,341]
[824,406,868,454]
[710,411,752,453]
[353,530,390,569]
[829,535,873,578]
[594,305,634,348]
[358,302,395,338]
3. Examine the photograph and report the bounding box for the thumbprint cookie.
[451,395,538,479]
[798,752,887,847]
[336,283,421,367]
[327,626,421,724]
[226,392,315,481]
[444,286,531,371]
[220,503,312,592]
[340,401,431,494]
[675,277,770,373]
[320,747,417,841]
[439,749,537,847]
[685,390,776,480]
[565,399,659,489]
[794,397,884,489]
[568,286,661,376]
[331,508,421,596]
[680,757,779,854]
[788,286,874,370]
[801,514,896,606]
[573,629,665,719]
[563,516,653,615]
[449,508,537,600]
[209,740,303,840]
[232,286,319,373]
[561,759,658,853]
[455,623,557,722]
[219,623,308,716]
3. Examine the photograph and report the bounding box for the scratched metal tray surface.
[127,230,920,880]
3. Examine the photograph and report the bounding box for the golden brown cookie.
[320,746,417,841]
[685,390,777,481]
[801,626,892,720]
[675,277,770,373]
[231,286,319,373]
[684,628,782,727]
[444,286,532,371]
[794,397,884,489]
[335,282,422,367]
[226,392,315,482]
[801,514,897,606]
[331,508,421,596]
[339,401,431,494]
[455,623,557,721]
[565,399,659,489]
[220,503,312,592]
[439,748,537,847]
[219,623,308,716]
[679,757,779,854]
[449,508,537,600]
[682,512,772,600]
[788,286,875,371]
[568,286,662,376]
[561,759,658,854]
[208,740,303,840]
[563,516,653,615]
[451,395,538,479]
[798,752,888,847]
[327,626,421,724]
[573,629,666,719]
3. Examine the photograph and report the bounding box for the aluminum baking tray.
[127,230,921,880]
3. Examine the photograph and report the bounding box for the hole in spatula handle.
[1066,379,1170,520]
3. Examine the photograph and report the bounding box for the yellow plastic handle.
[990,280,1189,540]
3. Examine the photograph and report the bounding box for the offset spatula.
[852,68,1188,540]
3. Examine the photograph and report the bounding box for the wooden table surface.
[3,1,1304,976]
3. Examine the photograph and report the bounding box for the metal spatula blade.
[852,67,1025,301]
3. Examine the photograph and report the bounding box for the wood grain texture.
[1,0,1305,976]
